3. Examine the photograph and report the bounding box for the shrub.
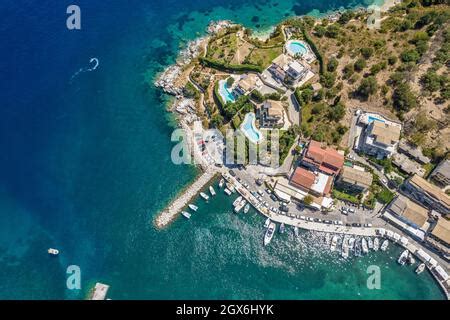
[354,58,366,72]
[327,58,339,72]
[357,76,378,98]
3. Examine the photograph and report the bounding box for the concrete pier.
[154,170,217,229]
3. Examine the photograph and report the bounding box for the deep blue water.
[0,0,444,299]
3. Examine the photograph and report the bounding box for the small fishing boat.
[293,226,299,237]
[373,238,380,251]
[264,218,271,228]
[47,248,59,256]
[264,222,276,246]
[243,203,250,214]
[330,235,338,252]
[188,204,198,212]
[219,178,225,188]
[181,211,191,219]
[415,263,426,274]
[367,237,374,250]
[341,236,349,259]
[380,239,389,251]
[398,250,409,266]
[325,233,331,246]
[361,238,369,254]
[233,196,243,207]
[224,188,232,196]
[234,199,246,213]
[200,192,209,201]
[209,186,216,196]
[279,223,286,234]
[355,239,362,256]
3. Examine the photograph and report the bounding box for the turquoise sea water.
[0,0,444,299]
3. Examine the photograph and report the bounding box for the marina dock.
[154,170,217,228]
[221,172,450,299]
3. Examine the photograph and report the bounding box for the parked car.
[257,190,264,196]
[265,188,272,194]
[229,170,236,177]
[270,194,278,201]
[349,208,355,214]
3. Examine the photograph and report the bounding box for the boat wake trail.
[70,57,100,82]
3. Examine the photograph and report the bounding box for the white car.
[349,208,355,214]
[257,190,264,196]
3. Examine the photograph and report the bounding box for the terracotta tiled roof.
[305,140,344,174]
[290,167,315,190]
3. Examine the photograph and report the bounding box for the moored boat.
[234,199,246,213]
[224,188,232,196]
[181,211,191,219]
[362,238,369,254]
[209,186,216,196]
[219,178,225,188]
[367,237,374,250]
[355,239,362,256]
[264,218,271,228]
[348,237,355,251]
[264,222,276,246]
[407,253,416,265]
[200,192,209,201]
[188,204,198,212]
[330,235,338,252]
[380,239,389,251]
[415,263,426,274]
[279,223,286,234]
[398,250,409,266]
[325,233,331,245]
[233,196,243,207]
[341,236,349,259]
[226,183,235,193]
[373,238,380,251]
[293,226,299,237]
[48,248,59,256]
[243,203,250,213]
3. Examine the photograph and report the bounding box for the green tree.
[393,83,417,113]
[361,47,374,59]
[354,58,366,72]
[327,58,339,72]
[357,76,378,98]
[400,49,420,63]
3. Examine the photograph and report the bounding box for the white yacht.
[407,254,416,265]
[341,236,349,259]
[264,222,276,246]
[209,186,216,196]
[348,237,355,251]
[380,239,389,251]
[398,250,409,266]
[415,263,426,274]
[181,211,191,219]
[200,192,209,201]
[224,188,232,196]
[243,203,250,214]
[373,238,380,251]
[47,248,59,256]
[219,178,225,188]
[325,233,331,245]
[361,238,369,254]
[234,199,246,213]
[279,223,286,234]
[330,235,338,252]
[188,204,198,212]
[293,226,299,237]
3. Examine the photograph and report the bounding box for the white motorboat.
[398,249,409,266]
[293,226,299,237]
[341,236,349,259]
[361,238,369,254]
[325,233,331,246]
[279,223,286,234]
[233,196,243,207]
[367,237,374,250]
[243,203,250,213]
[348,237,355,251]
[48,248,59,256]
[181,211,191,219]
[200,192,209,201]
[373,238,380,251]
[330,235,338,252]
[415,263,426,274]
[234,199,246,213]
[264,222,276,246]
[407,254,416,265]
[224,188,232,196]
[209,186,216,196]
[188,204,198,212]
[264,218,271,228]
[380,239,389,251]
[226,183,235,193]
[219,178,225,188]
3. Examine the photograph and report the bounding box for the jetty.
[154,170,217,228]
[89,283,110,300]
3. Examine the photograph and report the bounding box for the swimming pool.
[368,115,385,123]
[286,40,308,56]
[240,113,262,144]
[218,79,235,103]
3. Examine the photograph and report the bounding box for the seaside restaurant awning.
[416,249,431,262]
[435,266,449,281]
[393,233,401,242]
[377,228,386,236]
[386,230,394,238]
[428,258,438,268]
[400,237,409,246]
